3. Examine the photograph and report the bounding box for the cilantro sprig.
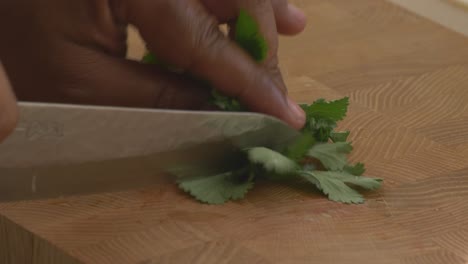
[142,10,383,204]
[175,97,382,204]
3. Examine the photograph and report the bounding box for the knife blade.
[0,102,299,201]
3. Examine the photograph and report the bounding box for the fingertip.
[286,97,306,130]
[288,4,307,26]
[239,72,304,130]
[277,4,307,36]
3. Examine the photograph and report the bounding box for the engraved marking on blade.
[14,125,26,132]
[19,121,65,140]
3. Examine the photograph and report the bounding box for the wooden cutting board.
[2,0,468,263]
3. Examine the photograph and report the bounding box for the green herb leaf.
[210,90,245,111]
[141,52,182,73]
[309,117,337,142]
[300,171,381,204]
[171,94,381,204]
[339,173,382,190]
[246,147,298,175]
[177,170,254,204]
[285,133,316,162]
[141,52,159,64]
[235,10,268,62]
[209,9,268,110]
[300,171,363,203]
[304,97,349,122]
[344,162,366,176]
[301,98,350,142]
[307,142,352,171]
[330,131,350,143]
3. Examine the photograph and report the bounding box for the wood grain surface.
[2,0,468,263]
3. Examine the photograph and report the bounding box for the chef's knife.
[0,102,299,202]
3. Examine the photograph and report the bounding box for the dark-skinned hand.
[0,0,307,140]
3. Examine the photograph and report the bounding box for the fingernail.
[288,4,307,24]
[287,97,306,129]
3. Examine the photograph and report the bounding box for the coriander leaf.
[304,97,349,122]
[307,142,352,171]
[285,133,316,162]
[246,147,298,175]
[306,171,382,191]
[344,162,366,176]
[309,117,336,142]
[177,170,254,204]
[235,10,268,62]
[330,131,350,143]
[339,174,382,190]
[302,163,317,171]
[300,104,310,119]
[210,90,245,111]
[301,171,383,190]
[141,52,159,64]
[141,51,182,72]
[141,51,170,68]
[211,9,267,110]
[300,171,364,204]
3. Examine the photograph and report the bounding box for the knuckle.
[265,59,287,93]
[57,72,93,103]
[187,15,227,70]
[60,85,91,103]
[151,74,208,110]
[151,76,171,108]
[236,66,268,99]
[271,0,288,9]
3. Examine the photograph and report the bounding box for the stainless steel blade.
[0,102,299,201]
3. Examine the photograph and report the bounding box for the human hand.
[0,0,307,129]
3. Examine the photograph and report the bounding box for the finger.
[206,0,297,95]
[201,0,306,36]
[121,0,305,129]
[237,0,279,60]
[28,47,211,110]
[0,62,18,142]
[232,0,287,95]
[271,0,307,35]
